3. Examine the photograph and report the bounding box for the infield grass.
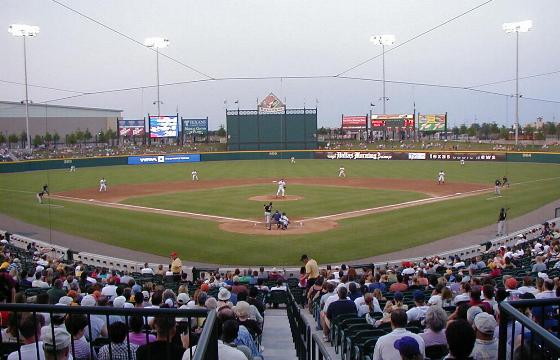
[1,159,559,265]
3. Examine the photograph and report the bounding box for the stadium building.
[0,100,122,138]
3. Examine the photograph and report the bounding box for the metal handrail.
[192,310,218,360]
[498,298,560,359]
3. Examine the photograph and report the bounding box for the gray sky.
[2,0,559,129]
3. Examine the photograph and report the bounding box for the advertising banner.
[427,152,505,161]
[258,93,286,114]
[342,115,367,130]
[419,114,446,131]
[314,151,505,161]
[149,115,179,138]
[183,119,208,135]
[315,151,408,160]
[118,120,145,137]
[371,114,414,128]
[128,154,200,165]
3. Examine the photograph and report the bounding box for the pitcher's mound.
[220,219,337,235]
[249,195,303,202]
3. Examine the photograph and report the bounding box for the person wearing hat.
[80,295,108,342]
[393,336,423,360]
[233,301,262,339]
[372,309,425,360]
[300,254,319,290]
[217,288,233,309]
[170,252,182,275]
[471,312,498,360]
[406,290,429,323]
[41,326,72,360]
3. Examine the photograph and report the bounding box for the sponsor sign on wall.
[342,116,367,130]
[149,115,179,138]
[183,119,208,135]
[408,152,427,160]
[427,152,505,161]
[315,151,505,161]
[128,154,200,165]
[370,114,414,128]
[419,114,446,132]
[118,120,145,137]
[258,93,286,114]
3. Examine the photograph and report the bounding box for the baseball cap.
[42,327,71,352]
[474,312,497,335]
[170,251,177,257]
[112,296,126,308]
[467,306,483,325]
[218,288,231,301]
[394,292,404,301]
[80,295,96,307]
[394,336,421,357]
[413,290,425,302]
[177,293,190,305]
[57,296,73,306]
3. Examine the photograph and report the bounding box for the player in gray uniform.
[264,202,273,230]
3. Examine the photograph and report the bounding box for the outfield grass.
[0,160,559,265]
[122,184,426,219]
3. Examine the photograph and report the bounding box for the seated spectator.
[323,287,357,342]
[535,279,555,299]
[372,309,425,359]
[532,256,547,273]
[217,288,234,309]
[231,276,248,295]
[99,321,138,360]
[140,263,154,275]
[32,272,49,288]
[376,292,408,327]
[183,319,249,360]
[406,290,429,323]
[233,301,262,339]
[445,319,476,360]
[394,336,424,360]
[419,306,447,347]
[270,279,287,292]
[255,278,270,293]
[128,315,156,346]
[471,312,498,360]
[389,274,408,292]
[428,283,444,307]
[357,292,382,318]
[41,326,72,360]
[217,307,261,358]
[80,294,108,341]
[236,292,263,325]
[65,314,93,360]
[7,313,45,360]
[47,279,66,304]
[517,276,537,295]
[136,312,189,360]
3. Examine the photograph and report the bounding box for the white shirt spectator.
[401,267,415,276]
[141,267,154,275]
[454,293,470,304]
[270,284,287,291]
[32,279,49,288]
[517,286,537,295]
[355,296,382,317]
[406,305,429,323]
[7,341,45,360]
[101,284,117,299]
[372,328,425,360]
[535,290,556,299]
[428,294,443,307]
[323,294,340,312]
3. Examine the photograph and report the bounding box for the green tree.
[44,131,53,145]
[0,133,6,145]
[97,130,106,143]
[84,128,92,143]
[459,124,468,135]
[8,134,18,149]
[66,133,77,145]
[75,129,85,144]
[317,127,330,135]
[543,121,557,136]
[19,131,27,148]
[53,132,60,147]
[499,126,509,140]
[467,123,480,138]
[523,124,535,137]
[32,135,43,147]
[216,125,226,137]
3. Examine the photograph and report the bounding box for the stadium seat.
[425,344,449,360]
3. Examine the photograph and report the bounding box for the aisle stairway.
[261,308,298,360]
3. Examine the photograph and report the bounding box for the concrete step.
[261,308,298,360]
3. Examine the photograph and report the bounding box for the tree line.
[0,128,119,149]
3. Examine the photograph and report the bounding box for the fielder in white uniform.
[338,166,346,177]
[99,178,107,192]
[70,165,76,172]
[460,159,465,166]
[276,179,286,198]
[290,157,295,164]
[437,170,445,184]
[192,170,199,181]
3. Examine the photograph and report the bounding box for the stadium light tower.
[502,20,532,146]
[9,24,40,151]
[144,37,170,116]
[370,34,395,114]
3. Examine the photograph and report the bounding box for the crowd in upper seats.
[302,221,559,360]
[0,241,296,360]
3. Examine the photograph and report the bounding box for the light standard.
[144,37,170,116]
[370,34,395,114]
[9,24,40,151]
[502,20,532,145]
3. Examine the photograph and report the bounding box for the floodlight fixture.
[144,37,170,49]
[502,20,532,33]
[8,24,40,37]
[370,34,396,114]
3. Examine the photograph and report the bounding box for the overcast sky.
[2,0,559,129]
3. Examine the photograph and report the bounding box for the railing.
[498,298,560,360]
[0,303,218,360]
[287,290,332,360]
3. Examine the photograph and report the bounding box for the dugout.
[226,93,317,151]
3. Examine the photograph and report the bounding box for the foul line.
[50,194,259,224]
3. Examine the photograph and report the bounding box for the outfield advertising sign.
[315,151,505,161]
[128,154,200,165]
[419,114,446,132]
[183,119,208,135]
[342,115,367,130]
[427,152,505,161]
[149,115,179,138]
[118,120,146,137]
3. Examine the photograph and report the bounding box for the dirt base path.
[249,195,303,202]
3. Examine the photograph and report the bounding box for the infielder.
[192,170,199,181]
[69,165,76,172]
[42,184,49,196]
[264,202,273,230]
[437,170,445,185]
[275,179,286,198]
[502,176,509,188]
[494,179,501,195]
[99,177,107,192]
[460,159,465,166]
[338,166,346,178]
[290,157,295,164]
[36,191,45,204]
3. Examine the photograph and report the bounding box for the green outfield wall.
[0,150,559,173]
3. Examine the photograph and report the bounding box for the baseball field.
[1,158,559,265]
